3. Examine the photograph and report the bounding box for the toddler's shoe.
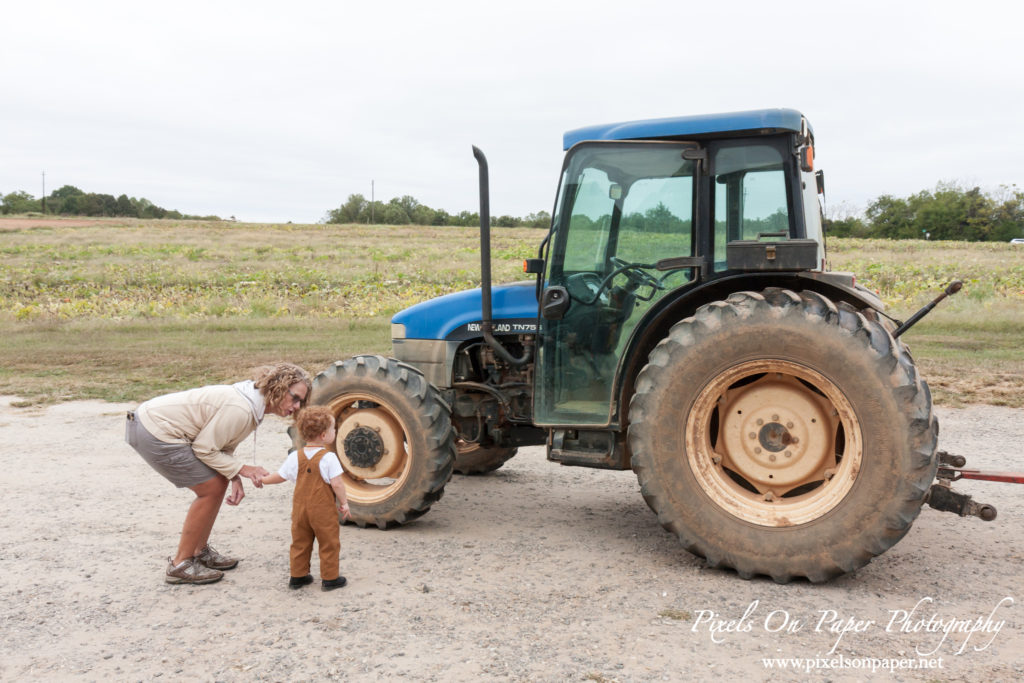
[322,576,347,591]
[195,544,239,571]
[289,575,314,589]
[165,557,224,585]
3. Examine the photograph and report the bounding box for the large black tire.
[298,355,456,529]
[628,289,938,583]
[454,441,518,475]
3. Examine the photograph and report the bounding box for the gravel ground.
[0,398,1020,682]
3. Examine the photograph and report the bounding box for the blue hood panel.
[392,280,539,340]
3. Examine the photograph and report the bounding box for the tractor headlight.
[391,323,407,340]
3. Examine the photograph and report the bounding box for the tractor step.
[547,429,626,469]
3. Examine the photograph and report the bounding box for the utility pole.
[41,171,46,214]
[371,180,375,224]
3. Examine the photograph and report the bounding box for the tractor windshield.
[536,142,698,425]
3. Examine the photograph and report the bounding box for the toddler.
[262,405,350,591]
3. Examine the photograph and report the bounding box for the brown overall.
[290,448,341,580]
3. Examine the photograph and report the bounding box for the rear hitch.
[926,482,998,521]
[926,450,1005,522]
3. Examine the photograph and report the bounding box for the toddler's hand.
[338,502,351,522]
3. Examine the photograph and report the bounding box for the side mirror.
[540,286,570,320]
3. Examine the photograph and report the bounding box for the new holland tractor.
[297,108,992,583]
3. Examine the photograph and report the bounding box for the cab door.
[534,142,699,426]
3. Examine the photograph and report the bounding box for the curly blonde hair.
[295,405,336,443]
[252,362,312,413]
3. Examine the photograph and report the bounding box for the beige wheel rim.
[329,393,413,505]
[686,360,862,527]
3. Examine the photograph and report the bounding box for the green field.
[2,218,1023,407]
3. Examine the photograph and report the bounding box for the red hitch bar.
[938,469,1024,485]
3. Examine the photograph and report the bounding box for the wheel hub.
[334,406,406,482]
[758,422,791,452]
[344,426,385,468]
[719,374,835,490]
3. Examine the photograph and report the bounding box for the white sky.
[2,0,1022,223]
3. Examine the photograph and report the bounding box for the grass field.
[2,217,1022,407]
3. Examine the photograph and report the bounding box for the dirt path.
[0,398,1020,681]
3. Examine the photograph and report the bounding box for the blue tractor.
[303,109,940,582]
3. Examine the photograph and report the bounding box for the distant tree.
[378,200,411,224]
[823,216,868,238]
[115,194,135,217]
[523,210,551,228]
[410,204,438,226]
[865,194,916,239]
[1,191,41,214]
[452,210,479,227]
[50,185,84,199]
[493,215,520,227]
[325,193,368,224]
[988,185,1024,241]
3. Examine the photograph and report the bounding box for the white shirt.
[278,447,344,484]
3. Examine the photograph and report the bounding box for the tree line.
[5,181,1023,240]
[324,193,551,228]
[0,185,220,220]
[825,182,1024,241]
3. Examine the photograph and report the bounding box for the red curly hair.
[295,405,336,443]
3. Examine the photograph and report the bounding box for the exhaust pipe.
[472,145,532,368]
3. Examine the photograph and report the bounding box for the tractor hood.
[391,280,538,341]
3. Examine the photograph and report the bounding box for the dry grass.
[1,218,1022,407]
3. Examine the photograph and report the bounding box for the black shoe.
[321,576,347,591]
[288,574,313,589]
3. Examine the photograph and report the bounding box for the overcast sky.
[3,1,1022,223]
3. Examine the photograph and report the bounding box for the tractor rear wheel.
[454,441,518,475]
[298,355,455,529]
[628,289,938,583]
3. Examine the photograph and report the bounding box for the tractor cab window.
[712,143,792,271]
[537,142,697,426]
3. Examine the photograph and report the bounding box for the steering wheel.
[609,257,663,291]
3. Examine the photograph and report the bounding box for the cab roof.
[562,108,807,150]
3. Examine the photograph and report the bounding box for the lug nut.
[754,447,762,454]
[749,432,756,439]
[769,454,777,462]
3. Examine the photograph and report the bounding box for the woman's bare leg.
[173,475,228,565]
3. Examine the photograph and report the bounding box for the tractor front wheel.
[297,355,456,529]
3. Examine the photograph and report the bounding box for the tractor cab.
[535,109,825,427]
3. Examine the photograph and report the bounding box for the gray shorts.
[125,412,219,488]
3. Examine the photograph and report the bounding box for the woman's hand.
[226,476,245,505]
[238,464,270,488]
